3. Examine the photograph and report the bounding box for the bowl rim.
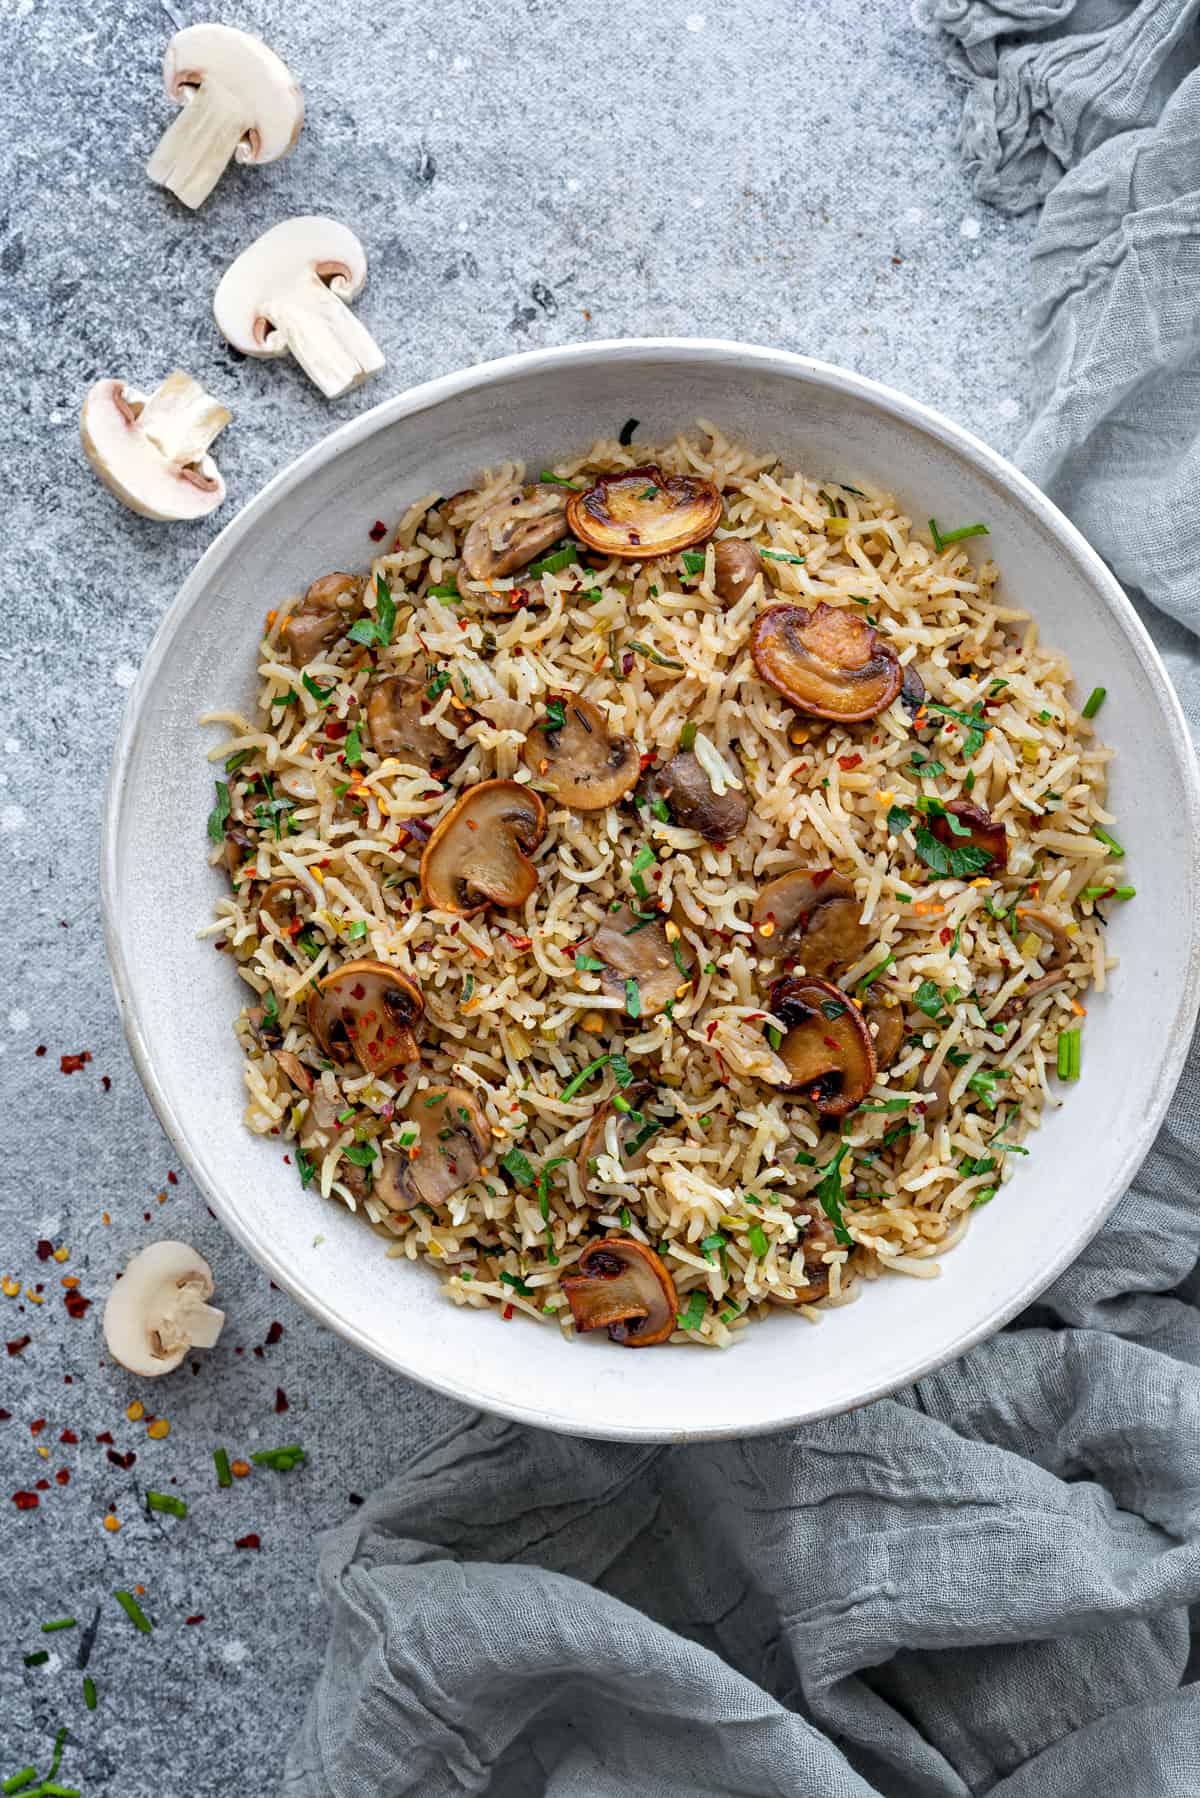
[101,336,1200,1438]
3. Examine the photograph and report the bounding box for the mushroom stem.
[264,272,384,399]
[176,1297,225,1350]
[147,90,252,210]
[136,369,230,472]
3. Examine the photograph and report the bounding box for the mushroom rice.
[200,421,1126,1349]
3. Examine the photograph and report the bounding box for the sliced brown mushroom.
[588,904,680,1019]
[460,483,569,582]
[900,663,926,712]
[419,780,546,917]
[750,603,902,722]
[223,821,256,880]
[522,695,639,811]
[283,572,363,665]
[366,675,461,772]
[257,876,309,933]
[370,1086,489,1211]
[566,465,722,560]
[752,869,868,977]
[917,1063,952,1123]
[865,999,905,1070]
[273,1049,314,1095]
[576,1086,657,1191]
[994,971,1071,1024]
[306,958,424,1076]
[560,1237,678,1347]
[767,975,877,1117]
[641,751,749,843]
[712,538,765,604]
[1017,907,1072,971]
[793,1208,840,1304]
[929,801,1008,871]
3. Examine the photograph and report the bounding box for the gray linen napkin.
[285,9,1200,1792]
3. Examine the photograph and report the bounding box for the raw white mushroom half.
[102,1240,226,1378]
[80,370,232,521]
[147,23,304,210]
[213,216,385,400]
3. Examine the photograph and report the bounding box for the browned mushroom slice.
[419,780,546,917]
[273,1050,314,1095]
[566,465,722,560]
[307,959,424,1077]
[223,822,256,880]
[918,1063,952,1123]
[1017,907,1072,970]
[794,1208,840,1303]
[750,603,902,722]
[522,695,639,811]
[588,904,680,1019]
[560,1237,678,1347]
[366,675,461,772]
[371,1086,489,1212]
[768,975,877,1117]
[900,663,926,712]
[752,869,868,977]
[642,751,749,843]
[864,999,905,1070]
[712,538,765,604]
[460,483,569,582]
[283,572,363,664]
[929,801,1008,871]
[575,1086,657,1191]
[257,876,309,932]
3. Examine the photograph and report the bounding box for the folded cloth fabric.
[286,11,1200,1792]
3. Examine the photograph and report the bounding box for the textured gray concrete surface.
[0,0,1034,1790]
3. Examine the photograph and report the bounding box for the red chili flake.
[30,1419,45,1436]
[252,1345,264,1359]
[35,1044,47,1057]
[502,1303,514,1321]
[60,1428,77,1444]
[274,1387,289,1414]
[106,1449,136,1470]
[368,519,388,541]
[265,1321,284,1346]
[235,1533,261,1551]
[167,1170,178,1186]
[13,1490,39,1510]
[325,719,349,740]
[185,1614,206,1625]
[638,751,654,771]
[705,1021,719,1042]
[55,1467,70,1486]
[505,933,532,952]
[101,1075,112,1092]
[837,754,863,771]
[60,1051,92,1075]
[35,1239,54,1261]
[95,1431,114,1445]
[34,1478,49,1491]
[0,1409,10,1422]
[6,1336,31,1356]
[822,1036,840,1052]
[939,927,953,946]
[64,1291,92,1320]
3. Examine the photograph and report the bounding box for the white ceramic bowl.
[102,339,1200,1441]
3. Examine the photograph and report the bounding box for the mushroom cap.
[282,572,363,664]
[864,997,906,1070]
[522,695,639,811]
[752,869,869,976]
[560,1238,678,1346]
[161,24,304,164]
[460,484,570,583]
[373,1086,489,1211]
[589,904,680,1018]
[929,800,1009,871]
[566,466,722,560]
[751,603,902,722]
[712,538,766,604]
[80,374,230,522]
[102,1240,225,1378]
[419,780,546,917]
[642,750,749,842]
[306,959,424,1076]
[213,216,370,356]
[767,974,877,1116]
[367,675,462,772]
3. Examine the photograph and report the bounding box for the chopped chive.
[858,1098,912,1113]
[650,796,671,823]
[678,720,698,751]
[114,1589,152,1634]
[760,548,805,565]
[929,518,989,551]
[1081,686,1106,719]
[1092,825,1125,857]
[40,1619,76,1634]
[499,1270,534,1296]
[628,640,684,670]
[538,470,580,488]
[146,1491,188,1517]
[1056,1028,1081,1081]
[676,1290,707,1332]
[766,1024,782,1051]
[22,1652,49,1668]
[425,579,459,599]
[747,1222,768,1258]
[857,952,894,992]
[213,1447,232,1488]
[83,1676,97,1711]
[560,1055,610,1102]
[250,1445,307,1472]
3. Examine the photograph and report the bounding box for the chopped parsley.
[575,952,605,972]
[676,1290,707,1332]
[346,920,368,942]
[500,1146,536,1186]
[347,574,398,647]
[624,978,642,1020]
[681,550,706,575]
[814,1140,853,1245]
[610,1053,634,1088]
[302,672,335,707]
[527,542,580,579]
[914,979,943,1018]
[296,1148,315,1188]
[344,726,364,767]
[206,780,232,842]
[913,826,992,879]
[426,670,451,700]
[924,699,988,759]
[637,484,658,500]
[341,1141,378,1168]
[426,579,459,600]
[499,1270,534,1296]
[887,804,911,836]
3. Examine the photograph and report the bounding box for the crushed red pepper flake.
[30,1419,45,1436]
[13,1490,39,1510]
[101,1075,112,1092]
[0,1409,11,1422]
[274,1387,289,1414]
[107,1449,136,1470]
[55,1468,70,1485]
[35,1044,47,1057]
[60,1428,78,1444]
[837,753,863,771]
[167,1170,178,1186]
[34,1478,49,1491]
[265,1321,284,1346]
[61,1051,92,1074]
[64,1290,92,1319]
[36,1239,54,1261]
[368,519,388,541]
[235,1532,261,1550]
[6,1336,31,1356]
[96,1430,115,1445]
[185,1613,205,1624]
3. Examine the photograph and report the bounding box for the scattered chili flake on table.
[274,1387,289,1414]
[95,1430,114,1445]
[64,1290,92,1320]
[6,1336,31,1356]
[368,519,387,541]
[30,1419,45,1436]
[55,1468,70,1485]
[235,1532,261,1550]
[265,1321,284,1346]
[106,1450,136,1471]
[35,1043,47,1057]
[60,1051,92,1074]
[167,1170,178,1185]
[101,1075,112,1091]
[13,1490,39,1510]
[185,1614,205,1625]
[35,1239,54,1261]
[60,1429,77,1444]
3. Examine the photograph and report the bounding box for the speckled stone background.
[0,0,1034,1790]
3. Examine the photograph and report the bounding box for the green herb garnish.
[1092,825,1125,857]
[206,781,231,843]
[302,672,335,707]
[624,978,642,1020]
[676,1291,707,1332]
[1056,1028,1081,1081]
[251,1444,307,1471]
[913,826,992,879]
[929,518,989,552]
[814,1140,853,1245]
[914,979,943,1018]
[1081,686,1106,719]
[344,726,363,767]
[146,1491,187,1517]
[114,1589,153,1634]
[761,548,806,565]
[500,1146,536,1186]
[886,804,911,836]
[527,542,580,579]
[857,952,894,992]
[539,470,580,488]
[213,1447,233,1488]
[341,1141,378,1168]
[628,640,684,670]
[747,1222,768,1258]
[681,550,706,575]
